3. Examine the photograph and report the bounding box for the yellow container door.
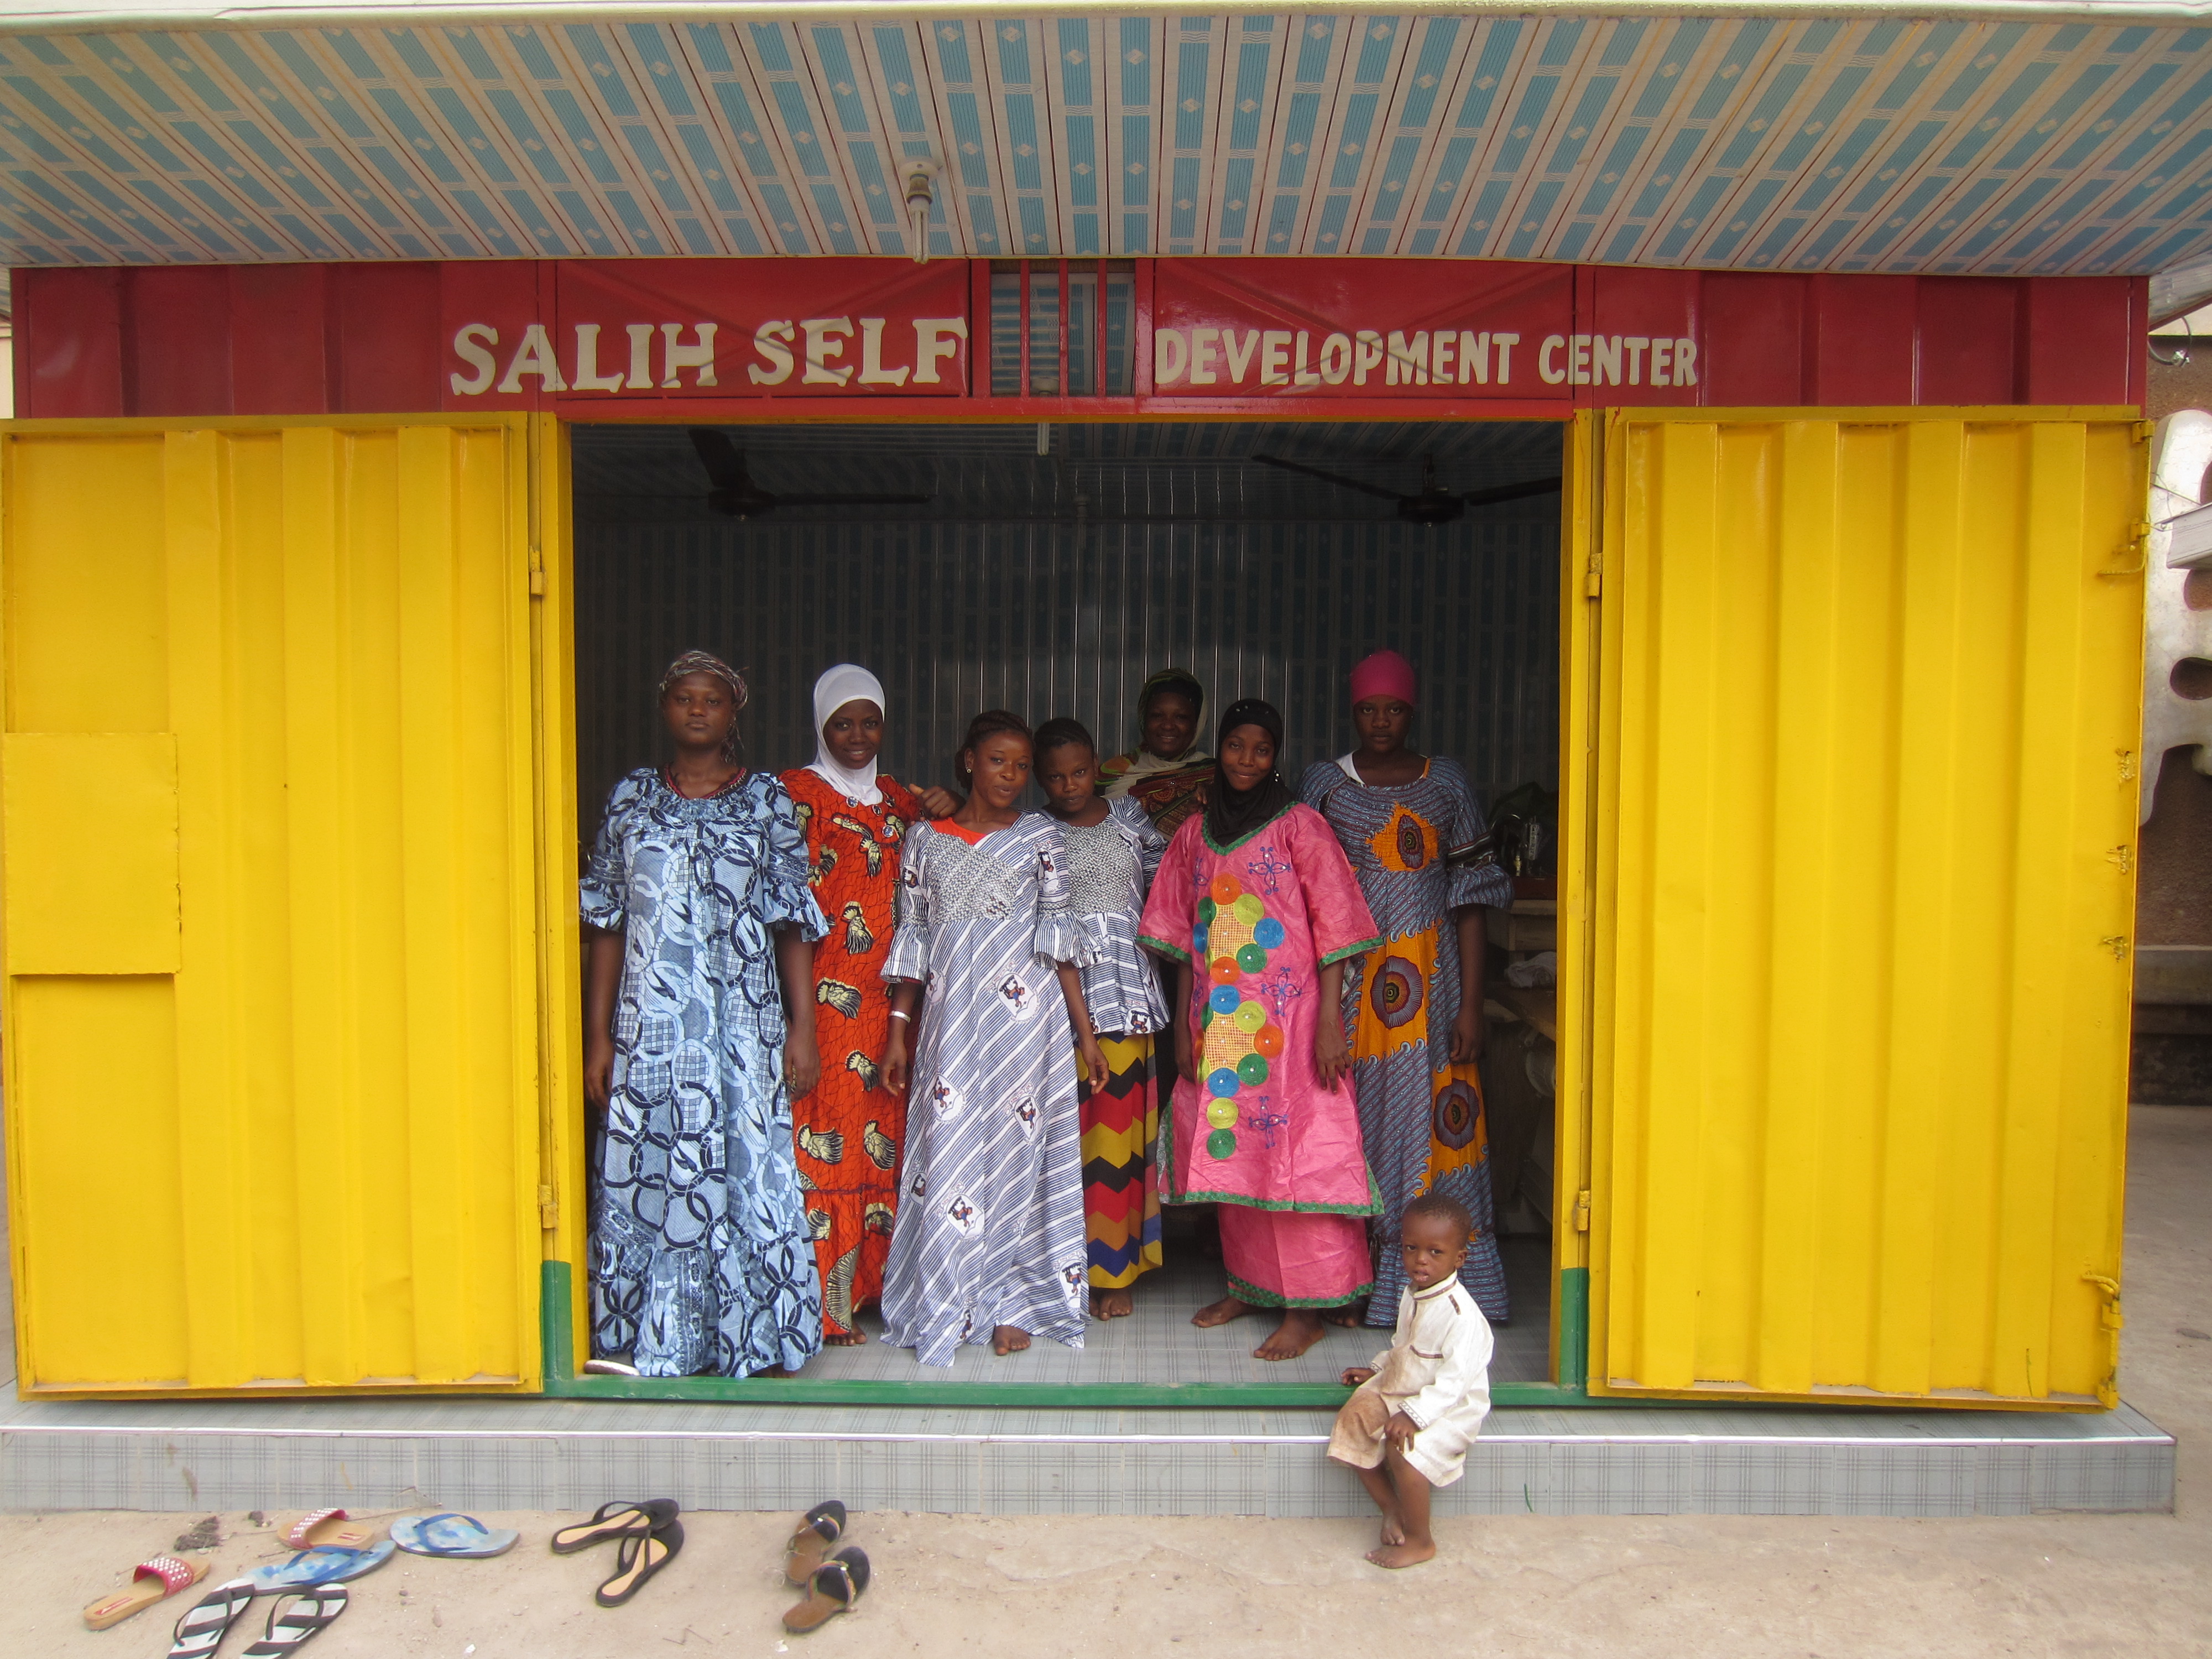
[1585,409,2144,1408]
[1,419,544,1394]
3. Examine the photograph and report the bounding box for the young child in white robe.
[1328,1191,1494,1568]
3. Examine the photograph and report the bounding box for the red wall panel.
[127,265,233,416]
[1700,272,1806,405]
[1804,275,1914,405]
[333,262,441,413]
[1914,278,2020,404]
[229,265,332,414]
[17,267,126,416]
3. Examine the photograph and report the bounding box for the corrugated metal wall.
[1589,412,2143,1407]
[571,421,1562,834]
[0,420,542,1393]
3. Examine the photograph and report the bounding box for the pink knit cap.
[1349,648,1417,708]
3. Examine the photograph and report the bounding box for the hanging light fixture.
[904,158,938,264]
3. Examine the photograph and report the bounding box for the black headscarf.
[1206,698,1296,846]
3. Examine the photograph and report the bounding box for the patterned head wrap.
[658,650,749,760]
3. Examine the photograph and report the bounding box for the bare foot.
[1093,1286,1134,1319]
[1253,1309,1327,1360]
[1378,1509,1407,1547]
[992,1324,1032,1355]
[1321,1300,1367,1327]
[824,1329,868,1347]
[1192,1294,1256,1328]
[1365,1539,1437,1569]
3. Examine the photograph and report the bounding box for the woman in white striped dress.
[879,711,1108,1366]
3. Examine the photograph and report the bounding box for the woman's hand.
[884,1027,911,1095]
[913,786,962,820]
[1078,1035,1109,1093]
[1314,1015,1352,1092]
[1341,1365,1376,1387]
[584,1033,614,1110]
[784,1032,821,1100]
[1449,999,1488,1066]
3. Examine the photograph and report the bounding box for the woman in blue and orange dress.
[780,664,956,1345]
[1298,650,1514,1326]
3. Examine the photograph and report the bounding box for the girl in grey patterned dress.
[1036,718,1171,1318]
[879,712,1108,1365]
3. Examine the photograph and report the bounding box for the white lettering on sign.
[1151,324,1530,392]
[1541,334,1696,388]
[446,315,963,395]
[450,324,498,395]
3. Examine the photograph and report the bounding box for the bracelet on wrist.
[888,1010,912,1022]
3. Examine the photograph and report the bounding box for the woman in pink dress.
[1138,698,1383,1361]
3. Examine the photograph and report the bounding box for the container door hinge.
[538,1183,559,1228]
[2107,844,2135,874]
[528,568,546,597]
[1583,568,1602,599]
[2133,420,2157,444]
[2100,935,2132,961]
[2083,1272,2122,1407]
[1574,1190,1592,1232]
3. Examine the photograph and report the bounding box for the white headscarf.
[806,663,888,806]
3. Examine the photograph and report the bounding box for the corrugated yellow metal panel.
[2,733,180,973]
[1589,410,2142,1408]
[1,419,542,1394]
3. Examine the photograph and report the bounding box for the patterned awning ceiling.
[0,9,2208,277]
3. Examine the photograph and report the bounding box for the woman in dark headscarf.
[1099,667,1212,835]
[1136,699,1383,1363]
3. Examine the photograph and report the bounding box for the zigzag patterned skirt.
[1078,1034,1164,1290]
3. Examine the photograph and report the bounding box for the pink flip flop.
[282,1509,380,1552]
[84,1554,209,1630]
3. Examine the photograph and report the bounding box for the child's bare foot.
[1365,1538,1436,1569]
[1093,1286,1134,1319]
[1192,1294,1256,1328]
[1378,1509,1407,1546]
[825,1328,868,1347]
[1253,1309,1326,1360]
[992,1324,1032,1355]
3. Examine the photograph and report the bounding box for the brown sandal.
[783,1547,869,1633]
[783,1501,847,1585]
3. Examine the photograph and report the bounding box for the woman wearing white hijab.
[779,666,952,1345]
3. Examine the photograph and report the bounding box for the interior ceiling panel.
[0,13,2206,275]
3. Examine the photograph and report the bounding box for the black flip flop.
[784,1546,870,1633]
[168,1578,255,1659]
[551,1499,679,1554]
[783,1500,848,1585]
[595,1517,683,1608]
[238,1585,348,1658]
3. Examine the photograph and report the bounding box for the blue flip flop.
[245,1542,395,1594]
[389,1513,520,1559]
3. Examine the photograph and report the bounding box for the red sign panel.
[440,259,971,409]
[7,258,2144,420]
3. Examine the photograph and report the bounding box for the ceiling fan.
[1247,452,1561,527]
[685,428,934,519]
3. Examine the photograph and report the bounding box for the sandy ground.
[4,1104,2206,1659]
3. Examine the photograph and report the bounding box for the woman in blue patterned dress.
[582,651,831,1378]
[880,711,1108,1366]
[1298,650,1515,1326]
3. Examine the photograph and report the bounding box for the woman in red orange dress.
[781,665,954,1345]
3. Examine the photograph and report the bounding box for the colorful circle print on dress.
[1237,1053,1270,1087]
[1206,1099,1239,1128]
[1433,1081,1480,1150]
[1206,1127,1238,1160]
[1370,954,1427,1028]
[1232,894,1265,926]
[1208,1067,1241,1098]
[1210,873,1241,905]
[1208,983,1240,1014]
[1193,924,1209,956]
[1198,896,1218,924]
[1211,954,1240,985]
[1253,917,1286,950]
[1397,813,1428,869]
[1254,1023,1285,1058]
[1232,999,1267,1034]
[1235,942,1269,973]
